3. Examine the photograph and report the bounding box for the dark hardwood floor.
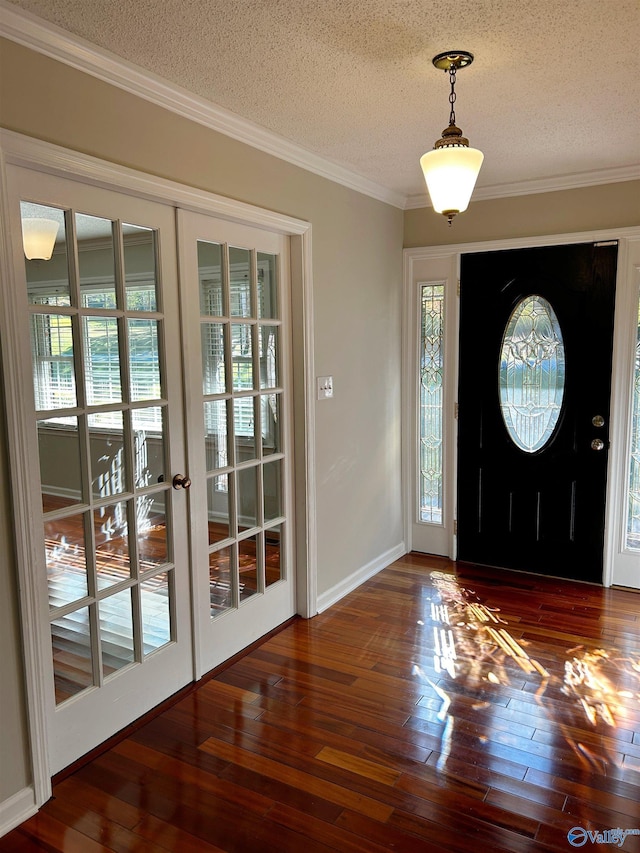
[3,552,640,852]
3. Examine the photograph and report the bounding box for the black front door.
[457,242,618,582]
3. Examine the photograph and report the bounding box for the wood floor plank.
[3,554,639,852]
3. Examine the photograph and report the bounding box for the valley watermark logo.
[567,826,640,848]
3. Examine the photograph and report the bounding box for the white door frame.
[0,128,317,809]
[403,227,640,583]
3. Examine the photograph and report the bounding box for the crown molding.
[404,164,640,210]
[0,0,406,210]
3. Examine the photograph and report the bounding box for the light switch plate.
[317,375,334,399]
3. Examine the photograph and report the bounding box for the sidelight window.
[419,284,444,523]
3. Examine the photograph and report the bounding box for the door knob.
[172,473,192,490]
[591,439,604,451]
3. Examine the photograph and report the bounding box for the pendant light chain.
[448,65,457,127]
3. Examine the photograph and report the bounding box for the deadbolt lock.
[592,415,605,428]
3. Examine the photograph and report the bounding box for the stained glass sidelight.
[419,284,444,524]
[499,295,565,453]
[627,296,640,550]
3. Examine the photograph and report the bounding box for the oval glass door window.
[499,294,565,453]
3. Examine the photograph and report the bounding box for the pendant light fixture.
[420,51,484,225]
[21,218,60,260]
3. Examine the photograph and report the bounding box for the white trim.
[404,165,640,210]
[316,542,406,614]
[0,786,38,838]
[0,1,404,210]
[404,227,640,586]
[0,145,52,809]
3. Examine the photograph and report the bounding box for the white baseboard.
[0,786,37,838]
[316,542,406,614]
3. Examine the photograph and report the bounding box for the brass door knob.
[591,439,604,451]
[172,474,192,490]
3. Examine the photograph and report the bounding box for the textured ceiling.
[4,0,640,204]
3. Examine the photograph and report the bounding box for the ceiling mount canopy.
[420,50,484,226]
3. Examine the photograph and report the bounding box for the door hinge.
[457,278,461,297]
[453,520,458,535]
[594,240,618,247]
[454,402,459,419]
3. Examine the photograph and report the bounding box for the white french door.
[5,166,194,774]
[178,211,295,677]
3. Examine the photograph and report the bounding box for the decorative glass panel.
[419,284,444,524]
[627,296,640,550]
[499,295,565,453]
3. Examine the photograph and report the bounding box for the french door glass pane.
[94,501,130,590]
[84,316,121,405]
[265,523,283,587]
[39,416,83,509]
[201,322,226,394]
[51,606,94,704]
[31,313,76,410]
[237,465,258,531]
[198,241,224,316]
[234,397,257,462]
[261,393,281,455]
[137,495,168,571]
[21,202,69,305]
[259,325,278,389]
[263,458,283,523]
[45,513,88,609]
[124,225,157,311]
[231,324,253,390]
[239,535,259,601]
[627,295,640,550]
[77,213,116,308]
[257,252,277,319]
[207,475,231,544]
[210,545,234,616]
[204,400,229,471]
[133,406,166,489]
[128,318,161,401]
[229,246,251,317]
[141,571,172,653]
[419,284,444,524]
[100,588,134,677]
[89,412,126,499]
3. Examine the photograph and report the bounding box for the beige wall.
[0,38,404,808]
[404,180,640,247]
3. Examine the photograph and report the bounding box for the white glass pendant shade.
[22,218,60,260]
[420,145,484,216]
